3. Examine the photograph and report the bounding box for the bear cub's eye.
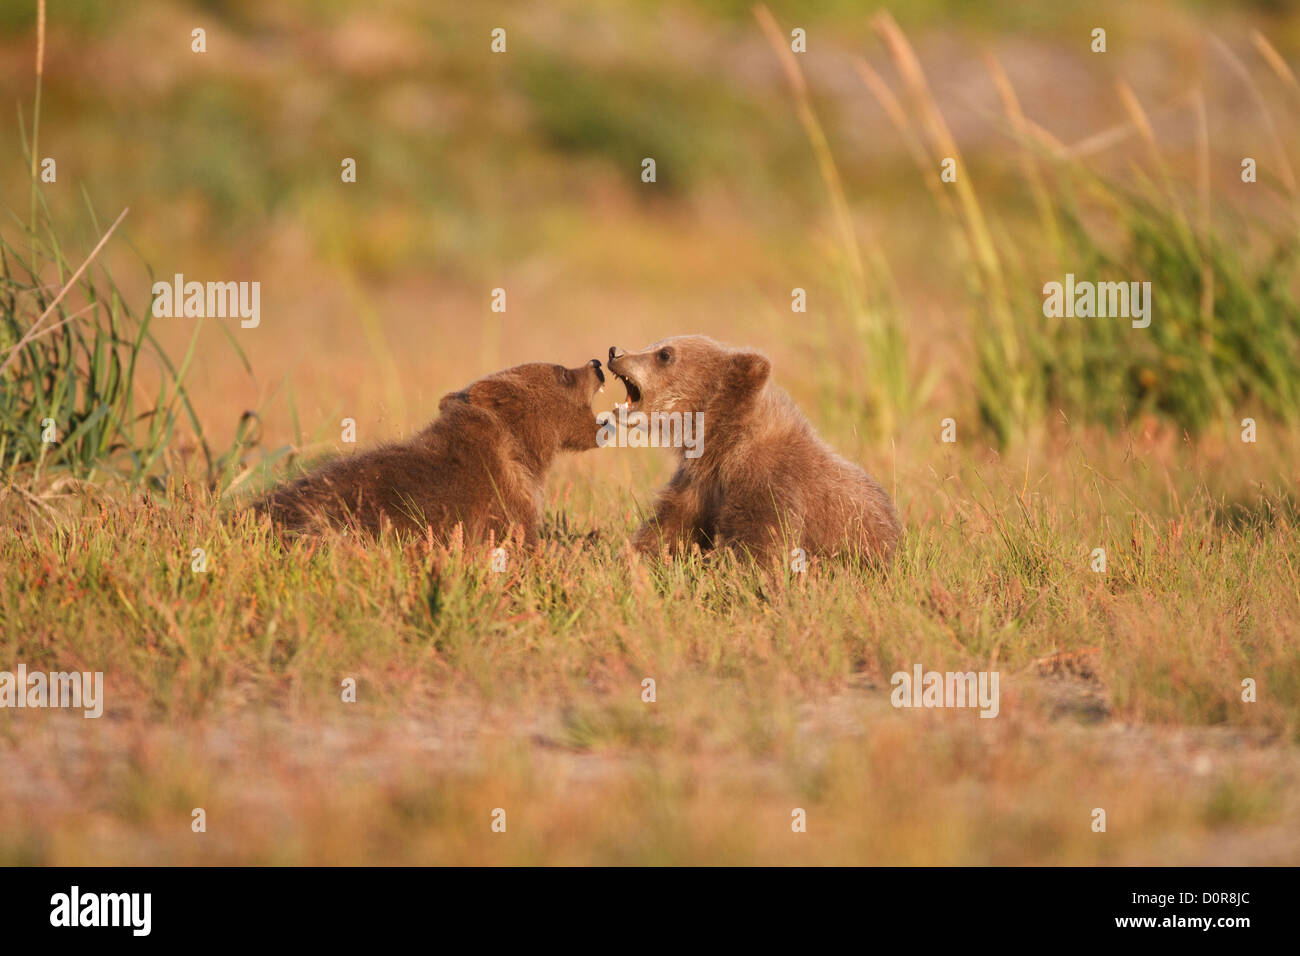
[657,349,672,363]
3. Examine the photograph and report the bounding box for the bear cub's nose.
[589,358,605,383]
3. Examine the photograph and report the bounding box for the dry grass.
[2,421,1298,864]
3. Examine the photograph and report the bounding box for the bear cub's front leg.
[632,473,708,556]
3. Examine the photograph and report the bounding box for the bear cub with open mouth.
[606,336,899,565]
[256,359,606,542]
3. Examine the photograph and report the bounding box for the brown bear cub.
[256,360,607,542]
[605,336,900,565]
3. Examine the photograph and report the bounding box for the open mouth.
[611,371,642,410]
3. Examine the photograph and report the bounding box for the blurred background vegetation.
[2,0,1299,482]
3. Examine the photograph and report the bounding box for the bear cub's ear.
[439,379,514,413]
[439,389,470,412]
[727,352,772,393]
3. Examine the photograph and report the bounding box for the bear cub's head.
[605,335,771,416]
[440,360,606,453]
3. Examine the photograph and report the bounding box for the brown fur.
[255,360,605,542]
[606,336,900,564]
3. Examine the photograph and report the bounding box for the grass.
[853,12,1300,444]
[1,1,232,491]
[2,423,1298,863]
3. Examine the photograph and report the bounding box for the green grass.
[1036,197,1300,431]
[1,60,229,489]
[851,12,1300,444]
[2,429,1298,863]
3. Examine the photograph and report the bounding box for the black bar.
[0,866,1281,943]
